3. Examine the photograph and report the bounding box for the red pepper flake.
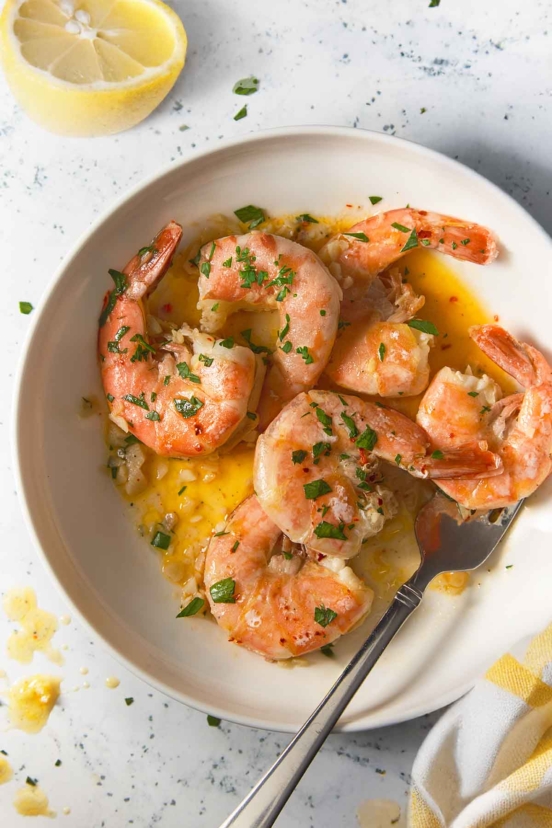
[377,498,383,506]
[441,343,452,351]
[346,203,353,208]
[418,229,432,238]
[419,210,428,216]
[449,296,458,303]
[494,314,499,322]
[317,553,326,561]
[161,303,172,313]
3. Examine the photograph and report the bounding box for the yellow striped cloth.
[409,624,552,827]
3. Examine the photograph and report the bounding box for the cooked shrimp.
[417,325,552,509]
[254,390,502,559]
[325,270,433,397]
[197,233,342,428]
[320,209,496,395]
[204,495,373,659]
[99,221,258,457]
[320,208,498,281]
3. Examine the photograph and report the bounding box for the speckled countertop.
[1,0,550,825]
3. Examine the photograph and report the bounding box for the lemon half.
[0,0,187,136]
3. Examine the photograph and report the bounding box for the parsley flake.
[177,597,204,617]
[407,319,439,335]
[314,522,347,540]
[292,450,308,464]
[304,479,332,500]
[174,396,204,418]
[233,77,259,96]
[314,605,338,627]
[177,362,201,383]
[210,578,236,603]
[344,231,369,242]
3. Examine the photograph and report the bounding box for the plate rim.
[12,125,552,733]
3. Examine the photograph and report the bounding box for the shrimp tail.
[125,220,183,301]
[470,325,552,388]
[414,442,503,479]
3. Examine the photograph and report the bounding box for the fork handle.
[219,580,425,828]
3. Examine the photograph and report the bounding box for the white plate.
[14,127,552,732]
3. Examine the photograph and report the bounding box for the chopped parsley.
[233,77,259,96]
[315,407,333,436]
[356,426,378,451]
[431,450,444,460]
[210,578,236,603]
[234,104,248,121]
[222,257,232,268]
[344,231,369,242]
[130,333,155,362]
[99,269,128,327]
[151,530,171,550]
[280,341,293,354]
[54,759,61,766]
[369,196,383,205]
[174,396,204,418]
[177,362,201,383]
[407,319,439,336]
[429,0,440,7]
[278,313,291,341]
[26,777,37,787]
[125,697,134,706]
[400,228,419,253]
[177,597,205,617]
[395,454,402,465]
[320,643,335,657]
[451,241,458,250]
[234,204,265,229]
[314,605,338,627]
[480,405,492,415]
[138,244,156,257]
[198,353,214,367]
[391,222,411,233]
[296,214,319,223]
[207,715,221,727]
[468,391,479,397]
[296,346,314,364]
[178,485,187,495]
[164,375,171,385]
[341,411,359,439]
[123,393,149,410]
[313,442,331,463]
[314,521,347,540]
[378,342,386,362]
[145,411,160,421]
[461,238,471,246]
[219,337,234,349]
[304,479,332,500]
[241,328,272,354]
[200,261,211,278]
[320,309,326,316]
[246,411,257,420]
[106,393,114,402]
[292,450,308,464]
[19,301,34,315]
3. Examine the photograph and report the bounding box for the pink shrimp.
[204,495,373,659]
[319,209,497,398]
[197,232,342,429]
[417,325,552,509]
[254,390,502,559]
[99,221,258,457]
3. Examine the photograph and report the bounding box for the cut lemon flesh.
[0,0,187,135]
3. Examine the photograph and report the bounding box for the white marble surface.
[0,0,550,825]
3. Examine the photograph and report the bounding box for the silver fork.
[220,494,523,828]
